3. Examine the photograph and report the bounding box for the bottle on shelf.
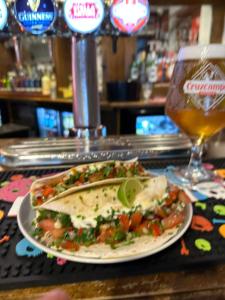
[32,65,42,92]
[41,68,51,96]
[50,70,57,98]
[146,43,158,83]
[139,48,152,101]
[129,55,139,82]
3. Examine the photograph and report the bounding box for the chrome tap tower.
[71,36,106,138]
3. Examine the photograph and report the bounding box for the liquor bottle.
[146,44,157,83]
[50,72,57,98]
[41,69,51,96]
[138,50,147,84]
[129,55,139,81]
[139,49,152,101]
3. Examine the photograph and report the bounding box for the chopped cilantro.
[76,215,85,220]
[58,213,71,227]
[55,184,66,194]
[114,231,126,242]
[74,228,96,245]
[31,227,43,237]
[117,167,126,178]
[37,209,57,222]
[63,232,70,240]
[94,204,99,212]
[103,166,113,178]
[64,172,80,185]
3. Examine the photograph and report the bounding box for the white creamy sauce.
[54,219,62,229]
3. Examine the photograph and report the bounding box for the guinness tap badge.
[15,0,56,34]
[28,0,41,12]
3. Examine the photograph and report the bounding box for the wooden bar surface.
[1,265,225,299]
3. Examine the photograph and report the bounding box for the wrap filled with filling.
[31,160,150,207]
[31,175,190,259]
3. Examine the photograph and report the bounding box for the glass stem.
[188,143,203,172]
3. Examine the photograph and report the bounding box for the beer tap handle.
[12,36,22,70]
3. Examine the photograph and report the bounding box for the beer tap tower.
[71,36,106,138]
[67,0,150,138]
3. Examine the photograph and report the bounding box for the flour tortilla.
[31,159,151,207]
[39,176,168,219]
[56,228,178,259]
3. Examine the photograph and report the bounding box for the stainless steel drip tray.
[0,134,191,167]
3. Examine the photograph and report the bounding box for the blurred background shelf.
[0,0,224,139]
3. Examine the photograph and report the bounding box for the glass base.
[174,165,213,187]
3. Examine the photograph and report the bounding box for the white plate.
[17,194,193,264]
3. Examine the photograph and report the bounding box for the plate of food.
[17,159,193,264]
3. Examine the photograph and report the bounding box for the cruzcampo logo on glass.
[0,0,8,30]
[14,0,56,34]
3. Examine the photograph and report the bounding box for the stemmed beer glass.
[166,44,225,184]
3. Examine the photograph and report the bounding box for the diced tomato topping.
[88,172,103,183]
[78,174,85,183]
[142,220,151,229]
[68,227,74,232]
[42,186,55,198]
[134,223,147,235]
[162,211,185,230]
[155,207,168,219]
[130,212,143,229]
[77,228,83,237]
[75,181,83,186]
[166,188,179,206]
[38,219,55,232]
[36,197,44,206]
[51,228,66,239]
[97,227,116,243]
[151,223,161,237]
[119,214,130,232]
[178,190,191,204]
[62,240,80,251]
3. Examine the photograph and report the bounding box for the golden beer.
[167,108,225,143]
[165,44,225,182]
[166,54,225,143]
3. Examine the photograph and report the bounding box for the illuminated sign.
[110,0,150,34]
[64,0,104,34]
[0,0,7,30]
[14,0,56,34]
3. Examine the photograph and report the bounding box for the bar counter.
[1,265,225,300]
[0,137,225,299]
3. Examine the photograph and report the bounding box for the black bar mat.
[0,158,225,290]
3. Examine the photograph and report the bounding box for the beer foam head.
[177,44,225,61]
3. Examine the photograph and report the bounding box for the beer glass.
[166,44,225,184]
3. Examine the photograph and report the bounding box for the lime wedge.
[117,179,143,208]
